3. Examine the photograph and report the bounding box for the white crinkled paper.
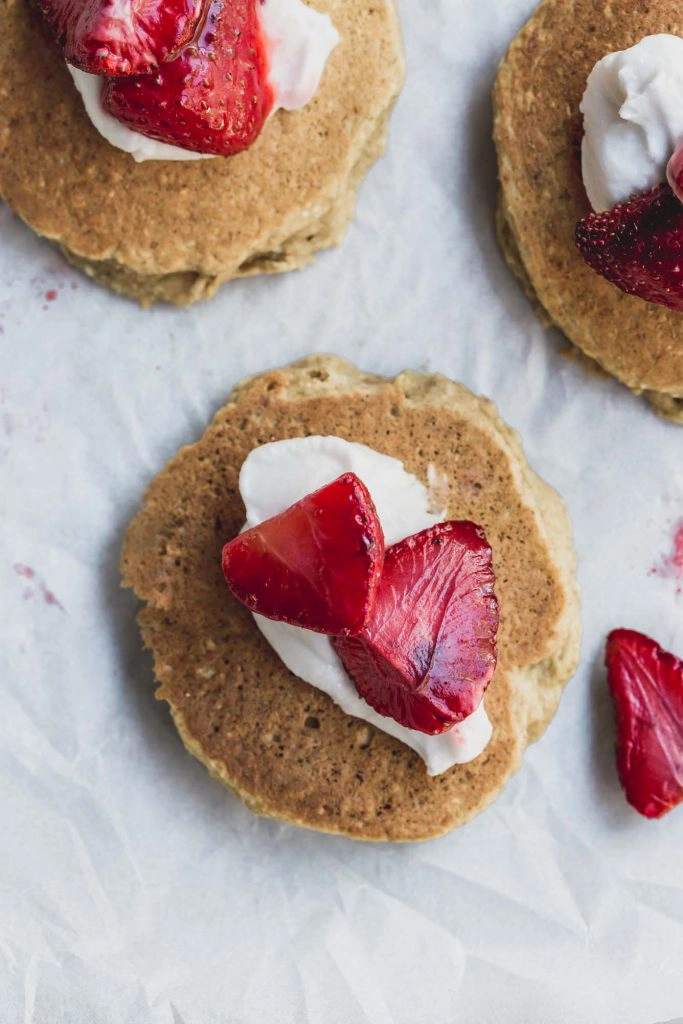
[1,0,682,1020]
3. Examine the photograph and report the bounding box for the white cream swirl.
[581,34,683,212]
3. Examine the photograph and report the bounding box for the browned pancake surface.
[494,0,683,422]
[0,0,404,304]
[121,356,580,841]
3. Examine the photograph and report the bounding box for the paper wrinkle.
[1,0,683,1019]
[317,869,467,1024]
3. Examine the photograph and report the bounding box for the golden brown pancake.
[0,0,404,306]
[121,355,581,841]
[494,0,683,424]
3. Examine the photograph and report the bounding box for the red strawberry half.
[39,0,204,76]
[334,522,499,735]
[104,0,274,156]
[222,473,384,636]
[575,183,683,312]
[605,629,683,819]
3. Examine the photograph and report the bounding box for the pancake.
[121,355,581,841]
[494,0,683,424]
[0,0,404,306]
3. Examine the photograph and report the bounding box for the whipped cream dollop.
[69,0,338,162]
[239,436,494,777]
[581,34,683,212]
[68,67,208,162]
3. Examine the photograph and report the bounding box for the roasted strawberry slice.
[38,0,204,76]
[222,473,384,636]
[575,183,683,312]
[667,139,683,204]
[605,629,683,819]
[334,522,499,735]
[104,0,274,156]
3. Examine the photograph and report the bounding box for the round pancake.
[121,355,580,842]
[0,0,404,306]
[494,0,683,424]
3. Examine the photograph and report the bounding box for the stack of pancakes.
[495,0,683,423]
[0,0,404,305]
[122,356,581,841]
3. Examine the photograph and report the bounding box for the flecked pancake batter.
[0,0,404,306]
[121,356,581,841]
[494,0,683,423]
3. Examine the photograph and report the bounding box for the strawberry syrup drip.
[650,521,683,596]
[13,564,65,610]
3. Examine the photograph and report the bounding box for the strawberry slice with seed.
[222,473,384,636]
[104,0,274,156]
[39,0,205,76]
[605,629,683,819]
[575,183,683,312]
[334,522,499,735]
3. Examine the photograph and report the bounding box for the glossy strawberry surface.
[334,522,499,735]
[222,473,384,636]
[104,0,274,155]
[605,629,683,819]
[667,139,683,205]
[575,183,683,312]
[39,0,204,76]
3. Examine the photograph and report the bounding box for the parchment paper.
[1,0,682,1020]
